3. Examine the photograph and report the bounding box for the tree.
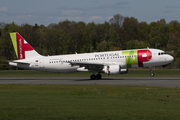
[0,22,6,37]
[69,21,86,53]
[109,14,124,29]
[109,14,125,50]
[148,19,169,49]
[35,25,48,55]
[96,21,110,52]
[137,21,149,42]
[121,17,139,49]
[0,22,20,60]
[167,20,180,57]
[83,22,96,52]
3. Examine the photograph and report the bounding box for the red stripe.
[138,50,152,67]
[23,43,34,51]
[16,33,34,59]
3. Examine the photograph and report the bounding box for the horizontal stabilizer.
[10,60,30,64]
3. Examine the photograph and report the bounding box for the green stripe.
[122,50,138,68]
[10,33,18,58]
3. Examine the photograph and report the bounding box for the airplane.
[9,32,174,79]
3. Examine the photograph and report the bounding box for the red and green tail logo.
[10,33,34,59]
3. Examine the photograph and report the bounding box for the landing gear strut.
[150,67,154,77]
[90,73,102,80]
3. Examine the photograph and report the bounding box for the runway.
[0,77,180,88]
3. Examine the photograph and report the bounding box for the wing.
[69,61,126,72]
[69,61,104,72]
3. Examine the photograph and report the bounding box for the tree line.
[0,14,180,69]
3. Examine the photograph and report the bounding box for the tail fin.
[10,32,40,60]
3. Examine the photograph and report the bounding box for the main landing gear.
[90,73,102,80]
[150,67,154,77]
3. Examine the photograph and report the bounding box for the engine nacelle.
[103,65,128,75]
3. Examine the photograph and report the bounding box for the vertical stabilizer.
[10,32,40,60]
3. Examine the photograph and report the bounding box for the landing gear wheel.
[150,73,154,77]
[90,74,96,80]
[149,67,154,77]
[96,74,102,79]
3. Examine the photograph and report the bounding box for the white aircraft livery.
[9,32,174,79]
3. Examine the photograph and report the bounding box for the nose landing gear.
[150,67,154,77]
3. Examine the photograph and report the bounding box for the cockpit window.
[158,52,167,55]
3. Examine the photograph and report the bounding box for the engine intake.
[103,65,128,75]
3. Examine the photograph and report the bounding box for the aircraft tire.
[96,74,102,79]
[150,73,154,77]
[90,74,96,80]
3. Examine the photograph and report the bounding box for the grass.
[0,69,180,77]
[0,69,180,119]
[0,85,180,120]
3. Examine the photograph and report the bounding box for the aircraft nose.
[168,55,174,63]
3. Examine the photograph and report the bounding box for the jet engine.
[103,65,128,75]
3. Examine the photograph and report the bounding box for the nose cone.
[168,55,174,63]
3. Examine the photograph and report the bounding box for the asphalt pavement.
[0,77,180,88]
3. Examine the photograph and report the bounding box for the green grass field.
[0,85,180,120]
[0,69,180,77]
[1,70,180,119]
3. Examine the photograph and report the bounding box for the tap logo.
[142,53,147,58]
[122,49,152,68]
[18,38,24,59]
[17,37,25,59]
[138,50,152,67]
[16,33,34,59]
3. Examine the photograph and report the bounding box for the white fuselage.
[9,48,174,73]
